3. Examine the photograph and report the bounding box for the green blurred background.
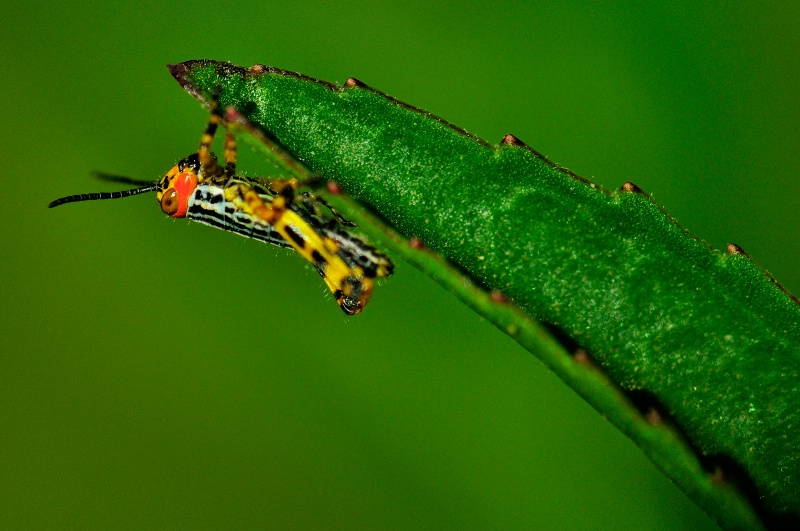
[1,1,797,528]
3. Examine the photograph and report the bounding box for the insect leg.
[299,191,356,227]
[224,130,237,178]
[198,87,225,181]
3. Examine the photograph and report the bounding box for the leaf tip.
[167,61,204,101]
[167,62,190,81]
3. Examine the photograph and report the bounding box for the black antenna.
[48,183,159,209]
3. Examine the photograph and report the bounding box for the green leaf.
[170,60,799,528]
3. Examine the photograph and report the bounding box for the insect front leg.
[223,131,237,178]
[197,87,226,183]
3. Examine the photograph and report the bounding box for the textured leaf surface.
[171,60,799,525]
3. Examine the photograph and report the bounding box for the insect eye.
[160,188,179,215]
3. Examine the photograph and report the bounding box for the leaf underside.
[170,60,799,529]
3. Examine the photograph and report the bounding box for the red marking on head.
[171,172,198,218]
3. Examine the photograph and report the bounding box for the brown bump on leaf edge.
[621,181,644,193]
[344,77,366,88]
[573,348,592,365]
[726,243,748,256]
[250,64,267,74]
[645,407,663,426]
[408,237,424,249]
[224,106,240,121]
[490,290,508,303]
[326,181,342,195]
[709,466,727,486]
[501,133,525,146]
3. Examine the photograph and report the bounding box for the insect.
[49,89,393,314]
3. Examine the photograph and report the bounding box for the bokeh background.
[2,1,797,528]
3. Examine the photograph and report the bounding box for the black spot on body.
[311,250,326,266]
[285,226,305,247]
